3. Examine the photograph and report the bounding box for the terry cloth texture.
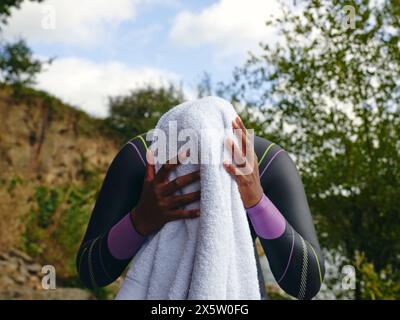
[116,96,261,300]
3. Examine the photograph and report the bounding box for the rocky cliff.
[0,87,121,299]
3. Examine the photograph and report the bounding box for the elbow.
[304,255,326,300]
[76,263,111,290]
[75,257,115,290]
[76,250,93,290]
[75,248,104,290]
[303,277,323,300]
[277,251,326,300]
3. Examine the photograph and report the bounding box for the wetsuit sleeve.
[107,212,146,260]
[249,140,325,300]
[246,193,286,240]
[76,137,148,289]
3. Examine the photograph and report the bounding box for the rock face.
[0,88,119,252]
[0,88,121,291]
[0,88,119,299]
[0,248,94,300]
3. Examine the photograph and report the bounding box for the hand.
[223,116,263,208]
[131,150,201,236]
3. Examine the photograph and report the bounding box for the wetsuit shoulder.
[253,135,283,170]
[127,133,149,160]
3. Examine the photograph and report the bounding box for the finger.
[157,151,188,182]
[229,160,256,176]
[232,117,246,154]
[238,117,256,163]
[226,137,246,166]
[160,170,200,196]
[165,209,200,222]
[223,160,238,176]
[145,149,155,181]
[165,190,201,209]
[237,117,248,156]
[236,116,247,133]
[233,117,252,157]
[234,117,256,165]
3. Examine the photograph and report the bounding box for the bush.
[355,252,400,300]
[106,85,184,142]
[0,39,51,90]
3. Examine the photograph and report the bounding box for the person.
[76,115,325,300]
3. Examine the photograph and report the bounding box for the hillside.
[0,86,120,298]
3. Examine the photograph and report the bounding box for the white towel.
[116,96,261,300]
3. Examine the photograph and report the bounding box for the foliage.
[106,84,185,142]
[35,186,62,228]
[0,2,49,90]
[22,164,102,285]
[219,0,400,298]
[355,252,400,300]
[0,39,51,89]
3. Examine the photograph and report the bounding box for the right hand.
[131,150,201,236]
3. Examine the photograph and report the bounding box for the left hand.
[223,116,264,208]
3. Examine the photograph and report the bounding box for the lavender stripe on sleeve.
[107,212,146,260]
[246,193,286,240]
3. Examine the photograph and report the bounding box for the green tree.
[220,0,400,299]
[0,1,49,89]
[106,85,185,142]
[0,39,49,87]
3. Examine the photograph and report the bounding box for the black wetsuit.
[76,133,325,299]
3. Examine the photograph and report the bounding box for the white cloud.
[36,57,179,117]
[3,0,138,46]
[169,0,283,56]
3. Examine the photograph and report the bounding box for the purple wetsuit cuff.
[246,193,286,240]
[107,211,146,260]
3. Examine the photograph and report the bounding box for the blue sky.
[3,0,281,117]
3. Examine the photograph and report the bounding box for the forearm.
[246,193,286,239]
[76,136,149,289]
[76,212,146,289]
[108,211,146,259]
[246,193,324,299]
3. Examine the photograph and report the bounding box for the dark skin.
[132,116,263,236]
[131,150,201,236]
